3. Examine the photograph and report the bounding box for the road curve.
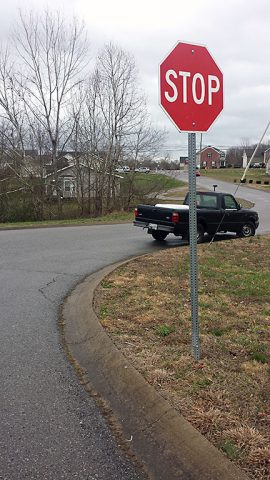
[0,224,170,480]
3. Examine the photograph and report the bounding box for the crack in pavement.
[138,408,172,434]
[38,277,58,303]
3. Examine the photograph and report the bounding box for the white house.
[45,163,122,199]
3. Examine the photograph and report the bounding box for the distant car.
[195,170,201,176]
[135,167,150,173]
[115,166,130,173]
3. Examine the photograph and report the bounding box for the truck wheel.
[184,224,205,243]
[151,231,168,241]
[197,224,205,243]
[238,222,255,238]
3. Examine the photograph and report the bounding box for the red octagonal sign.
[160,42,223,132]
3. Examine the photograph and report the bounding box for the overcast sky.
[1,0,270,158]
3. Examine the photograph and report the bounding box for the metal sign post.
[159,41,223,362]
[188,133,200,360]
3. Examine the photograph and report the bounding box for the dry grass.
[95,235,270,480]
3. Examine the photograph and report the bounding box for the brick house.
[196,146,226,169]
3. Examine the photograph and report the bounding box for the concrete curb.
[62,261,250,480]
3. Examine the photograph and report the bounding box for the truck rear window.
[185,193,218,208]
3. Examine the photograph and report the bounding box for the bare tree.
[14,10,88,213]
[0,48,26,158]
[70,78,106,215]
[93,43,145,211]
[80,43,166,213]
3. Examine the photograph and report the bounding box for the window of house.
[207,153,212,158]
[64,180,71,192]
[211,160,216,167]
[202,161,207,166]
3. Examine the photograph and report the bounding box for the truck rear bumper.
[133,221,174,233]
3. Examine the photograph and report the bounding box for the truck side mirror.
[237,203,242,210]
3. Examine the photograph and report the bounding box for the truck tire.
[238,222,255,238]
[197,224,205,243]
[151,230,168,241]
[183,224,205,243]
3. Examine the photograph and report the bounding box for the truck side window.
[200,195,217,208]
[224,195,237,209]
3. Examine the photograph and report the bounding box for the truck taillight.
[172,212,180,223]
[134,207,138,218]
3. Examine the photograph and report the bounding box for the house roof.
[196,146,225,156]
[45,164,75,177]
[45,163,123,179]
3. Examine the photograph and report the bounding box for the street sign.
[160,42,223,132]
[159,41,224,360]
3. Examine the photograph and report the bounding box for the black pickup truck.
[134,191,259,242]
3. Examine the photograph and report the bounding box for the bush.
[0,196,36,222]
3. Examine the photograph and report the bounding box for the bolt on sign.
[160,41,223,132]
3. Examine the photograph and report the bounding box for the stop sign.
[160,42,223,132]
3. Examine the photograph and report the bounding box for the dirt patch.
[94,235,270,480]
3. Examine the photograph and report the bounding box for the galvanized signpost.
[159,41,223,360]
[188,132,200,360]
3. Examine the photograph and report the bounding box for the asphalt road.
[0,225,169,480]
[1,178,269,480]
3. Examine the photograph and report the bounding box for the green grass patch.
[200,167,270,185]
[101,280,114,289]
[100,305,109,317]
[127,173,186,190]
[219,439,241,460]
[210,327,225,337]
[120,173,186,205]
[251,351,268,363]
[192,377,212,390]
[155,324,175,337]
